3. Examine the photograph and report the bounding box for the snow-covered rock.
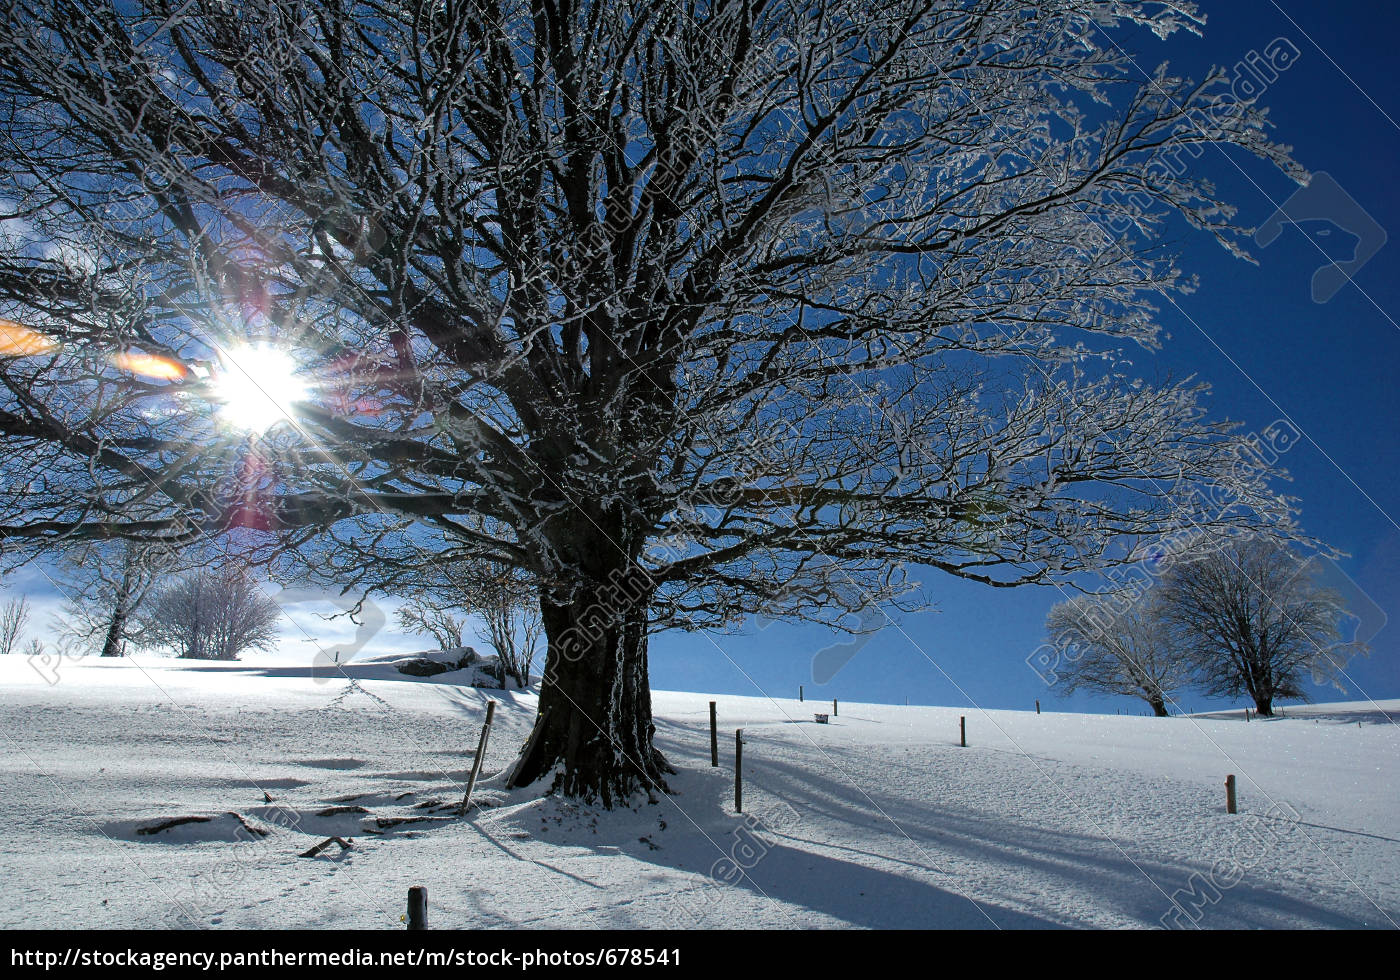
[363,646,507,687]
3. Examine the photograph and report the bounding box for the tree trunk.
[100,563,136,657]
[507,578,671,807]
[1149,695,1168,717]
[99,606,127,657]
[1247,666,1274,717]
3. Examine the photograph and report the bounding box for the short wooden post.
[459,700,496,815]
[709,701,718,767]
[799,685,803,702]
[959,715,966,747]
[407,886,427,930]
[1225,774,1237,814]
[833,698,838,717]
[1035,699,1041,715]
[734,729,743,813]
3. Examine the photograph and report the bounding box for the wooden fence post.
[833,698,838,717]
[407,886,427,930]
[709,701,718,767]
[459,700,496,815]
[799,685,803,702]
[960,715,966,747]
[1225,774,1237,814]
[1035,699,1041,715]
[735,729,743,813]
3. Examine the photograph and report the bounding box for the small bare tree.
[395,600,470,653]
[397,563,541,688]
[1157,537,1365,716]
[139,567,281,661]
[1045,594,1191,717]
[475,565,543,689]
[0,594,31,655]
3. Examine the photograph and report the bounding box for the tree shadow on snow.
[640,718,1386,929]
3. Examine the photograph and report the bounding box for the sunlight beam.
[213,344,307,432]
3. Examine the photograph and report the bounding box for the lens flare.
[0,318,59,357]
[111,351,187,381]
[213,344,307,432]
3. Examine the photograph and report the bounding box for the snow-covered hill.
[0,653,1394,929]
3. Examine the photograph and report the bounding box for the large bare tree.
[1157,537,1364,717]
[0,0,1309,802]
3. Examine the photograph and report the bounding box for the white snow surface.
[0,653,1395,930]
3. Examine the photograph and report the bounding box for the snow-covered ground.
[0,652,1394,930]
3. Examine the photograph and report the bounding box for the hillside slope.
[0,655,1394,929]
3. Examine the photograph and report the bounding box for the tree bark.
[1246,666,1275,716]
[99,606,127,658]
[99,564,136,657]
[1149,695,1168,717]
[507,579,671,807]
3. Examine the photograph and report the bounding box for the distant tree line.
[3,541,542,676]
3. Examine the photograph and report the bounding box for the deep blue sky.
[652,0,1400,715]
[4,2,1397,717]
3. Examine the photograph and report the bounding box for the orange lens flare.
[111,351,187,381]
[0,318,59,357]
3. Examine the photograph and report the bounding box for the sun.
[212,344,308,432]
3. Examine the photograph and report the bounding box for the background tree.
[472,564,542,688]
[395,599,470,653]
[0,594,30,655]
[0,0,1311,803]
[139,567,281,661]
[55,541,166,657]
[1044,593,1191,717]
[1157,536,1364,717]
[397,563,543,688]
